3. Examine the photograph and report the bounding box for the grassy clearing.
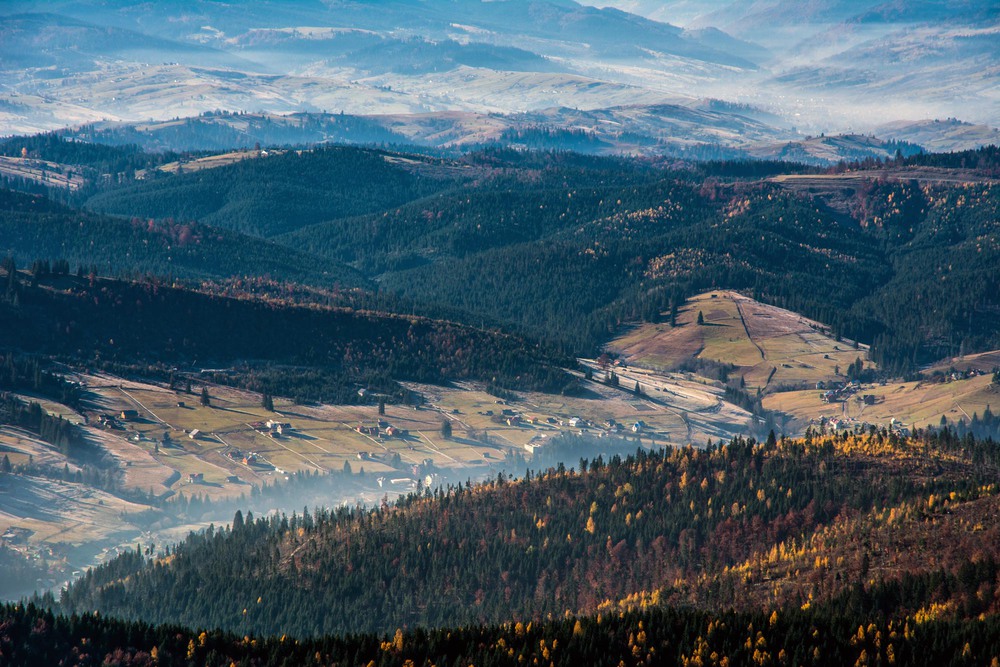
[0,155,84,190]
[156,149,282,175]
[609,291,871,392]
[0,474,149,547]
[926,350,1000,375]
[0,427,67,468]
[764,374,1000,433]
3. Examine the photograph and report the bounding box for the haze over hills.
[1,0,997,154]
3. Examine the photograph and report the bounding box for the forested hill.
[85,145,459,237]
[5,138,1000,370]
[0,271,574,396]
[72,143,1000,370]
[0,188,366,287]
[54,430,1000,638]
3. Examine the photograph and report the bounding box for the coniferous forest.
[3,140,1000,370]
[17,429,1000,665]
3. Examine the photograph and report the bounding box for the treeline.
[498,127,610,153]
[0,548,51,602]
[0,352,82,409]
[0,133,175,176]
[53,431,1000,637]
[7,601,1000,667]
[0,133,180,204]
[939,404,1000,441]
[896,144,1000,176]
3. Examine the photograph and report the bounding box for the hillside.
[42,144,1000,371]
[764,371,1000,437]
[85,145,456,238]
[0,272,571,396]
[53,430,1000,638]
[0,188,365,287]
[608,290,872,392]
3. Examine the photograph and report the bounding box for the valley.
[0,3,999,657]
[3,276,997,603]
[2,1,997,157]
[0,343,755,594]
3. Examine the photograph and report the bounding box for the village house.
[266,419,292,435]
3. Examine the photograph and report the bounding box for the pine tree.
[200,387,210,406]
[697,310,705,325]
[440,419,453,439]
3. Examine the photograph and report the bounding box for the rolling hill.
[0,188,365,286]
[84,145,454,237]
[39,143,997,371]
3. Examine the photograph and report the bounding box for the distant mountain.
[1,1,998,164]
[45,105,829,161]
[0,12,253,71]
[744,133,923,164]
[875,119,1000,153]
[573,0,733,26]
[50,106,943,165]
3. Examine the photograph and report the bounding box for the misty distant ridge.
[0,0,997,154]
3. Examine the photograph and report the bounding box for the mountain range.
[1,0,997,154]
